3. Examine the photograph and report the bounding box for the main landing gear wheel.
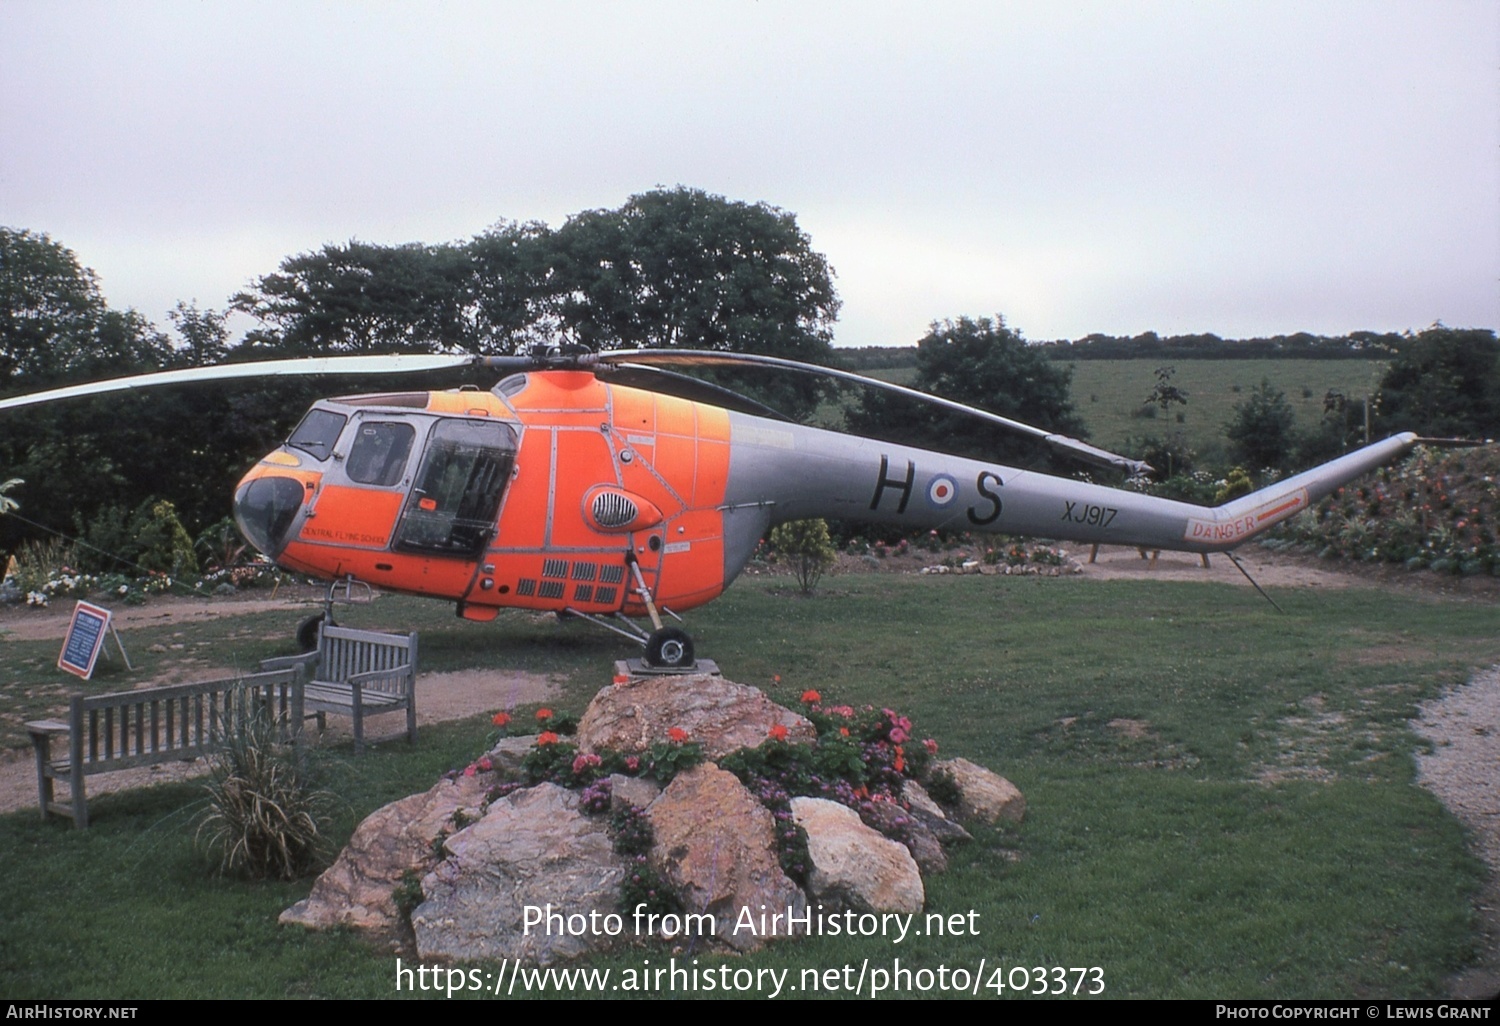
[296,612,327,652]
[645,626,695,669]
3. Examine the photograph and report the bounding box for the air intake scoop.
[584,487,664,533]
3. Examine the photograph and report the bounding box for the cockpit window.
[287,408,347,460]
[346,421,415,487]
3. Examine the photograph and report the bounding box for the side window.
[345,421,415,487]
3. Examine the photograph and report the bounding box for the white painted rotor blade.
[0,354,478,412]
[593,348,1152,474]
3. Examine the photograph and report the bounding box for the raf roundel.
[927,474,958,508]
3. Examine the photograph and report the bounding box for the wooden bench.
[26,667,305,829]
[262,624,417,755]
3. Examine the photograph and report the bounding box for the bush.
[769,518,837,594]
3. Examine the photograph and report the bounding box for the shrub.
[194,703,336,881]
[768,518,837,594]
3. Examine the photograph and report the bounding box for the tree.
[465,219,567,352]
[231,239,479,355]
[0,228,104,389]
[1225,379,1297,474]
[1144,365,1189,414]
[168,302,231,366]
[847,315,1087,465]
[547,187,840,419]
[0,231,274,556]
[0,228,170,389]
[1373,325,1500,439]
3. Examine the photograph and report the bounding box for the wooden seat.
[263,624,417,755]
[26,667,305,829]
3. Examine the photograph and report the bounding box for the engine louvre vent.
[591,491,639,529]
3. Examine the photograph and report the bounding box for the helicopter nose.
[233,475,306,557]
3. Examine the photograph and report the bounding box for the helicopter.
[0,346,1430,667]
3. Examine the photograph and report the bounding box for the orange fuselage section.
[233,373,732,622]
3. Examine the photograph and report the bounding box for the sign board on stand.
[58,601,131,679]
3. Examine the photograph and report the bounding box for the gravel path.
[1415,669,1500,998]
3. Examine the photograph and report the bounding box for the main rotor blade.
[590,348,1152,474]
[0,354,481,412]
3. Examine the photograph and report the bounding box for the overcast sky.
[2,0,1496,348]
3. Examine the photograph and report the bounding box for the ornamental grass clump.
[194,709,336,881]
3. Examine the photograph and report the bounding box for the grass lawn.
[0,570,1493,999]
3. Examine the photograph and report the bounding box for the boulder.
[856,795,949,874]
[936,757,1026,824]
[605,773,661,811]
[902,780,973,846]
[576,674,814,758]
[411,783,626,965]
[280,773,490,936]
[791,797,924,913]
[487,734,539,777]
[646,763,806,951]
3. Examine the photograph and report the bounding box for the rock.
[576,675,814,759]
[936,757,1026,824]
[280,773,491,935]
[487,734,539,777]
[646,763,806,951]
[213,583,236,596]
[855,796,949,874]
[605,773,661,811]
[411,783,625,965]
[792,797,924,913]
[903,780,946,820]
[902,781,972,846]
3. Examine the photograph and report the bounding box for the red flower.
[536,708,553,722]
[894,746,905,774]
[923,738,939,756]
[477,757,493,772]
[800,689,821,704]
[492,711,511,728]
[767,723,789,742]
[537,731,560,746]
[773,674,781,684]
[839,726,850,737]
[667,727,689,743]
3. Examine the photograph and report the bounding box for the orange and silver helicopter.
[0,347,1427,666]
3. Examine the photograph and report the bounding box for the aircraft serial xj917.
[0,348,1427,667]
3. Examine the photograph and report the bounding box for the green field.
[844,358,1389,464]
[1,570,1493,999]
[1066,358,1390,457]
